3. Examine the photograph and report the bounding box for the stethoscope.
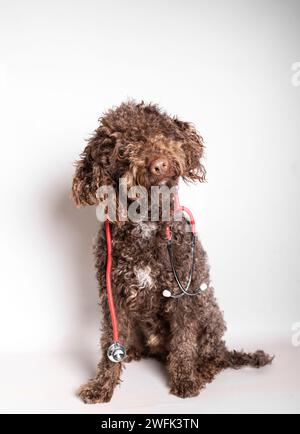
[103,196,206,363]
[162,214,208,298]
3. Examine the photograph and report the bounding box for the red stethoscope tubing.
[105,220,119,343]
[165,196,196,240]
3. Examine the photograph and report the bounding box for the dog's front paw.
[169,376,204,399]
[77,379,113,404]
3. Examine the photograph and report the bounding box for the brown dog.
[72,101,272,403]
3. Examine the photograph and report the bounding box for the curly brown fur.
[72,101,273,403]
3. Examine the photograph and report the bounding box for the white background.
[0,0,299,413]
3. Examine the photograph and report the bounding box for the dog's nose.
[149,157,169,177]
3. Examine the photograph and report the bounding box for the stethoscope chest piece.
[107,342,126,363]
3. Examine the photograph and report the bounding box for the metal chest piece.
[107,342,126,363]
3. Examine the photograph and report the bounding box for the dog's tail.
[222,349,274,370]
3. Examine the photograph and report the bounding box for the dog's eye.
[114,145,126,161]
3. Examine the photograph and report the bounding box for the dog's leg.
[167,315,203,398]
[78,356,122,404]
[78,313,127,404]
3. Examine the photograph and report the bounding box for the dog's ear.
[173,118,206,183]
[71,130,114,207]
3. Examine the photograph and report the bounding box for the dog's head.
[72,101,206,207]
